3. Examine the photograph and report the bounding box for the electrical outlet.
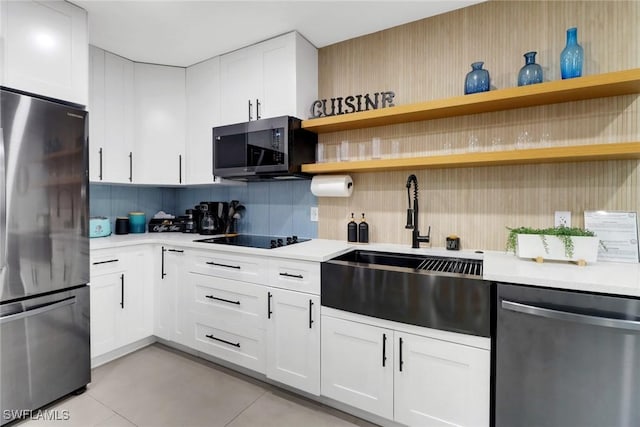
[554,211,571,227]
[310,206,319,222]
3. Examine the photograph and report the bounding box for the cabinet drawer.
[189,251,268,284]
[189,273,266,330]
[90,252,125,276]
[268,259,320,294]
[192,314,266,374]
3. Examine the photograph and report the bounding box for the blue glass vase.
[560,27,583,79]
[464,62,490,94]
[518,51,543,86]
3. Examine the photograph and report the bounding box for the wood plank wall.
[315,0,640,250]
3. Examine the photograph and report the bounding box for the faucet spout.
[405,174,430,248]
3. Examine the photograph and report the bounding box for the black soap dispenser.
[347,213,358,242]
[358,213,369,243]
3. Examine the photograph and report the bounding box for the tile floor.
[17,344,377,427]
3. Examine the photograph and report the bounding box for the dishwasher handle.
[501,299,640,332]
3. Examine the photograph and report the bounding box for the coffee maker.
[194,201,229,235]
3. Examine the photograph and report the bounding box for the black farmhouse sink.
[321,250,491,337]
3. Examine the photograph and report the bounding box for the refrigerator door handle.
[0,128,5,275]
[0,296,76,324]
[502,299,640,332]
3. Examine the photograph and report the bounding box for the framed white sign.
[584,211,639,263]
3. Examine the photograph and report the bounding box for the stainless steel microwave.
[212,116,317,180]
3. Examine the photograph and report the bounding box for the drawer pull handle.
[93,259,118,265]
[206,261,241,270]
[167,249,184,253]
[205,334,240,348]
[205,295,240,305]
[279,272,303,279]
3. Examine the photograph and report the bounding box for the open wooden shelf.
[301,68,640,134]
[301,142,640,174]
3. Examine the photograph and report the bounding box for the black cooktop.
[194,234,309,249]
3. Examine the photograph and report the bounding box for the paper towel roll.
[310,175,353,197]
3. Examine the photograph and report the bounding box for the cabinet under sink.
[321,250,491,337]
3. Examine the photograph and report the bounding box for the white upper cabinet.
[89,46,135,183]
[3,0,88,105]
[220,31,317,125]
[186,57,220,184]
[89,46,135,184]
[133,63,186,185]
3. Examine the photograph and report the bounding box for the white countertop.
[91,234,640,297]
[90,233,352,262]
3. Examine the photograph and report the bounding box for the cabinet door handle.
[98,147,103,181]
[399,337,404,372]
[382,333,387,367]
[205,334,240,348]
[178,154,182,184]
[120,273,125,309]
[267,292,273,319]
[205,295,240,305]
[279,272,303,279]
[256,99,261,120]
[128,152,133,182]
[308,299,314,328]
[92,259,118,265]
[206,261,241,270]
[161,247,167,279]
[167,249,184,253]
[248,100,253,121]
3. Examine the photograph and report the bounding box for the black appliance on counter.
[194,201,228,235]
[213,115,317,180]
[195,234,309,249]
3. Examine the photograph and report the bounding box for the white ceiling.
[72,0,484,67]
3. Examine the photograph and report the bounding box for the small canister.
[128,211,146,233]
[115,217,129,235]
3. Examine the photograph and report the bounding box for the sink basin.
[332,250,426,269]
[322,249,491,337]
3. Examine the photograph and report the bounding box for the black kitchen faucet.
[405,174,431,248]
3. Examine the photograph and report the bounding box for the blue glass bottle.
[560,27,583,79]
[464,62,490,95]
[518,51,543,86]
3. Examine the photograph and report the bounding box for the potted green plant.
[506,226,603,264]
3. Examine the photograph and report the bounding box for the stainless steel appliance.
[195,234,309,249]
[496,283,640,427]
[1,88,90,425]
[213,116,317,180]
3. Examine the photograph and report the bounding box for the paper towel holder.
[310,175,354,197]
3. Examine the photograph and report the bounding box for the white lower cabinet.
[90,248,153,360]
[266,288,320,395]
[321,316,394,419]
[186,271,267,373]
[394,332,490,427]
[155,246,189,346]
[321,313,490,427]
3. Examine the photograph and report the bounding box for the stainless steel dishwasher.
[496,283,640,427]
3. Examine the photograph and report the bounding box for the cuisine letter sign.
[310,91,396,118]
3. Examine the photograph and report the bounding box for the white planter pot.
[516,234,599,263]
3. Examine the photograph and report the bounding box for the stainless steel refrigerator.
[0,88,90,425]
